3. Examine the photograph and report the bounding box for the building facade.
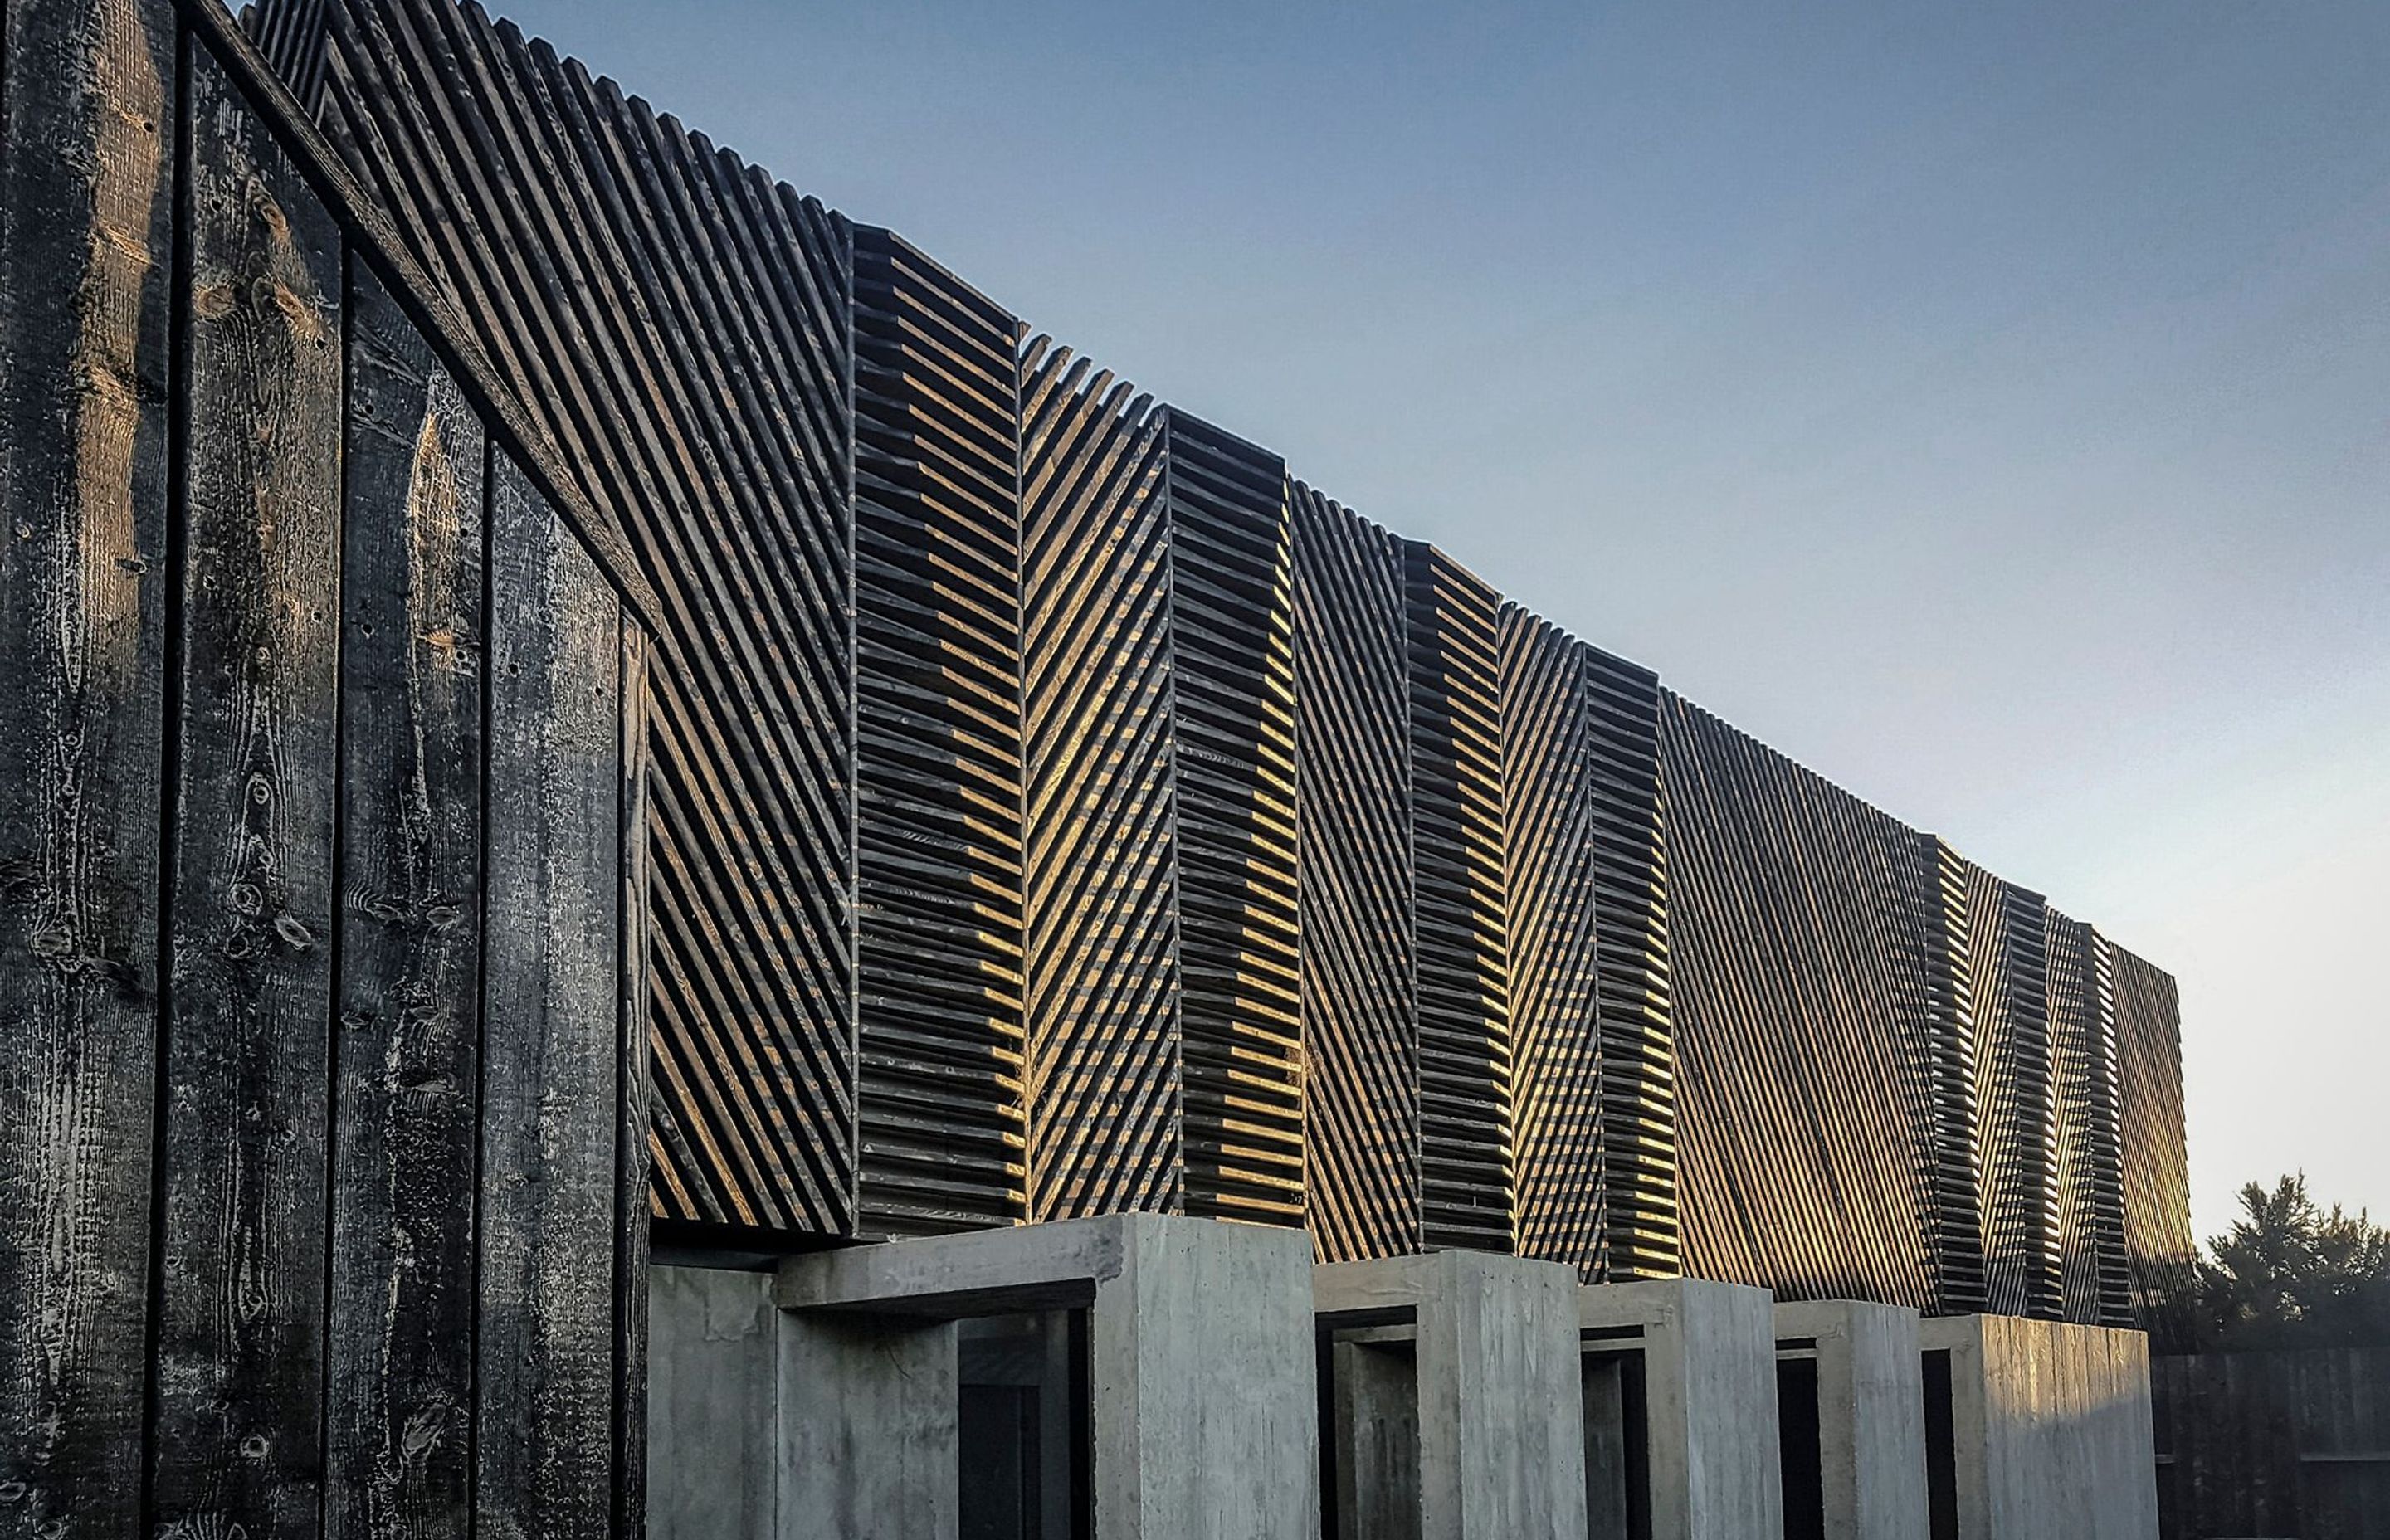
[0,0,2196,1534]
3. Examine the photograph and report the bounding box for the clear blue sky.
[489,0,2389,1239]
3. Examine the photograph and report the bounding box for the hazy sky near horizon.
[485,0,2388,1238]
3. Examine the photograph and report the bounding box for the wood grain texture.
[0,1,177,1533]
[152,34,344,1539]
[325,257,485,1540]
[476,450,622,1540]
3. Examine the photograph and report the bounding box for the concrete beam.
[1920,1314,2158,1540]
[776,1213,1320,1540]
[1317,1250,1589,1540]
[1578,1278,1784,1540]
[1775,1299,1928,1540]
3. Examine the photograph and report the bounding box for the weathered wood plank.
[0,1,177,1534]
[477,450,622,1540]
[614,618,651,1540]
[324,257,486,1540]
[152,30,345,1540]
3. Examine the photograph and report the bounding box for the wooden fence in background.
[2155,1348,2390,1540]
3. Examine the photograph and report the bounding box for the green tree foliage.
[2200,1173,2390,1350]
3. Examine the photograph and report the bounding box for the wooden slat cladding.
[1963,864,2064,1319]
[1922,837,1990,1314]
[1018,337,1176,1219]
[152,39,346,1534]
[1295,487,1418,1262]
[1168,412,1301,1226]
[1661,693,1943,1309]
[2113,943,2197,1349]
[1019,338,1304,1226]
[1498,608,1604,1277]
[1405,544,1514,1254]
[1,6,651,1534]
[0,1,177,1531]
[1578,644,1680,1280]
[849,225,1027,1237]
[265,0,860,1235]
[2048,913,2136,1328]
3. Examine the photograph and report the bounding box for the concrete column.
[1316,1250,1590,1540]
[1921,1314,2158,1540]
[649,1265,780,1540]
[779,1311,960,1538]
[1578,1278,1784,1540]
[1774,1299,1928,1540]
[778,1213,1319,1540]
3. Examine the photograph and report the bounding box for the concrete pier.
[1577,1278,1785,1540]
[647,1212,1321,1540]
[1774,1299,1928,1540]
[1920,1314,2159,1540]
[1315,1250,1589,1540]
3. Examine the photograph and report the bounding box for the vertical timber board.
[1017,337,1180,1220]
[613,619,650,1540]
[326,258,485,1540]
[1293,485,1417,1263]
[1963,866,2061,1318]
[1499,607,1604,1278]
[1580,646,1678,1279]
[1164,411,1302,1226]
[849,224,1027,1237]
[2110,943,2194,1345]
[154,32,344,1540]
[478,452,622,1540]
[1403,542,1514,1254]
[1660,693,1940,1308]
[0,0,175,1533]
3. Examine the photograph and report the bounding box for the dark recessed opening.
[1924,1348,1958,1540]
[958,1311,1089,1540]
[1776,1355,1825,1540]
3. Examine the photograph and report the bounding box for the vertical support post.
[1776,1299,1929,1540]
[1318,1250,1589,1540]
[1578,1279,1784,1540]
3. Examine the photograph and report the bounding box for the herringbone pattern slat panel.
[1295,487,1417,1262]
[1499,608,1605,1278]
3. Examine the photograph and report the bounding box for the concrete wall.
[1317,1251,1589,1540]
[653,1216,1317,1540]
[1579,1279,1785,1540]
[1923,1314,2158,1540]
[1775,1299,1928,1540]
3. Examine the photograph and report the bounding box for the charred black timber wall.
[213,0,2193,1321]
[0,3,651,1537]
